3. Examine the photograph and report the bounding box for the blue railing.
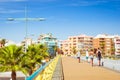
[26,59,53,80]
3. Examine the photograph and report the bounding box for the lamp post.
[7,7,45,53]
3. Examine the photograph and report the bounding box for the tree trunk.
[29,68,33,75]
[11,71,16,80]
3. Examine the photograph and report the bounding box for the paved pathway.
[62,56,120,80]
[52,57,64,80]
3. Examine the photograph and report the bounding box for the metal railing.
[26,55,61,80]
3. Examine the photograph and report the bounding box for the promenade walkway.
[62,56,120,80]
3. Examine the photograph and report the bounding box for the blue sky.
[0,0,120,43]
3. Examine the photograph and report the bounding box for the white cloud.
[29,0,58,2]
[0,9,24,13]
[0,0,27,2]
[68,0,120,7]
[37,0,57,1]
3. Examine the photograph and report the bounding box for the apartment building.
[60,40,69,54]
[0,39,16,48]
[93,34,114,55]
[21,38,32,46]
[21,38,33,52]
[114,35,120,55]
[38,33,58,57]
[60,34,93,54]
[38,33,57,47]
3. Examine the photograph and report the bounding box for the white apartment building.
[114,35,120,55]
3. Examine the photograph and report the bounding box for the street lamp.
[7,18,46,21]
[7,7,45,53]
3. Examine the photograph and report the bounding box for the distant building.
[38,33,58,57]
[114,35,120,55]
[60,40,69,54]
[60,34,93,54]
[5,40,16,46]
[93,34,114,55]
[0,38,17,47]
[21,38,32,52]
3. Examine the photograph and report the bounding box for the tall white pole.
[7,6,45,53]
[25,6,27,53]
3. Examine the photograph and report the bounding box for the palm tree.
[72,47,77,54]
[0,45,27,80]
[52,45,57,52]
[100,42,105,55]
[22,44,49,75]
[50,45,58,57]
[38,44,49,62]
[0,39,6,47]
[111,47,115,55]
[38,44,49,57]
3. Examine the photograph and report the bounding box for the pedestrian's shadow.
[92,64,104,67]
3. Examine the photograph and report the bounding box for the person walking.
[96,48,102,66]
[76,50,81,63]
[86,49,89,62]
[89,49,94,66]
